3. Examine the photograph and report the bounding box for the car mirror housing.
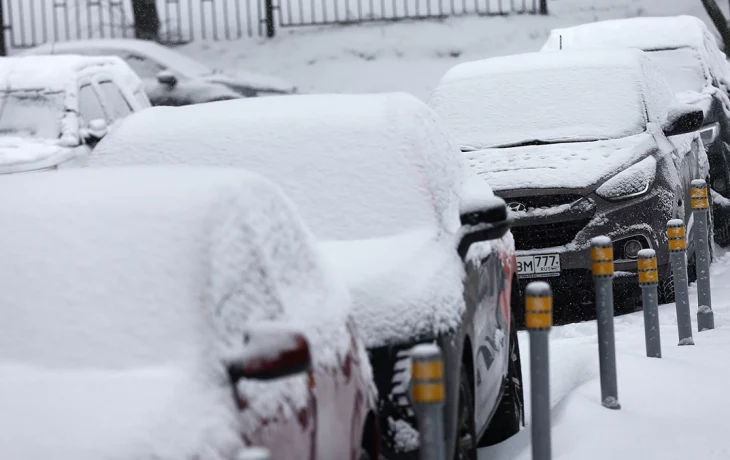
[226,323,312,384]
[156,70,178,87]
[662,104,704,137]
[457,197,513,259]
[80,118,108,143]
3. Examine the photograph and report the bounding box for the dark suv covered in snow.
[429,49,708,321]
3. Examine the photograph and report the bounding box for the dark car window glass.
[98,81,133,121]
[78,83,106,124]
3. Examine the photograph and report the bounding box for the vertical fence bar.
[539,0,547,14]
[591,236,621,410]
[526,281,552,460]
[668,219,695,345]
[0,0,6,56]
[265,0,275,36]
[691,179,715,331]
[411,344,446,460]
[638,249,661,358]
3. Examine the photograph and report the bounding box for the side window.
[77,83,106,125]
[133,89,152,109]
[97,81,133,121]
[124,54,164,78]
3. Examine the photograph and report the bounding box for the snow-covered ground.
[180,0,730,99]
[481,248,730,460]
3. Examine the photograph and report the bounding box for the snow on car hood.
[0,136,78,174]
[204,71,296,94]
[464,133,656,192]
[0,364,243,460]
[320,228,465,349]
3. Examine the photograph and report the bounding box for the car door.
[467,241,509,431]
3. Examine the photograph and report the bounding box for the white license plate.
[517,254,561,278]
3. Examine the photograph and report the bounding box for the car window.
[98,81,133,121]
[124,54,165,78]
[133,89,151,108]
[77,83,106,125]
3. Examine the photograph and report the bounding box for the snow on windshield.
[90,93,465,241]
[647,48,708,94]
[429,52,647,149]
[0,91,63,139]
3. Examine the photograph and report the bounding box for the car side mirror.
[226,323,311,384]
[156,70,178,87]
[80,118,108,142]
[457,196,513,259]
[662,104,704,137]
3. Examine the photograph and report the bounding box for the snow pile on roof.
[320,228,466,348]
[0,54,127,91]
[90,92,466,240]
[464,134,657,191]
[429,49,664,149]
[541,15,713,53]
[0,166,354,455]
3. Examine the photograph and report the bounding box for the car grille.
[504,194,583,211]
[511,218,591,250]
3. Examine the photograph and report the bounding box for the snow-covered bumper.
[500,188,676,319]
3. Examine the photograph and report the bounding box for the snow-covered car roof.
[428,48,677,150]
[541,15,713,53]
[24,39,212,78]
[90,92,466,240]
[0,54,131,92]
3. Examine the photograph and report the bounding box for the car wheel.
[454,364,477,460]
[479,316,524,446]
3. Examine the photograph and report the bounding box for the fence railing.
[0,0,547,54]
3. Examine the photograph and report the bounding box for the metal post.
[638,249,661,358]
[540,0,548,15]
[411,343,445,460]
[591,236,621,410]
[525,281,552,460]
[264,0,276,38]
[237,447,271,460]
[691,179,715,331]
[667,219,695,345]
[0,0,5,57]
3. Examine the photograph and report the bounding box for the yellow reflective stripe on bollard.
[525,295,552,329]
[668,238,686,251]
[691,197,709,209]
[591,247,613,261]
[690,187,708,198]
[638,258,659,284]
[592,261,614,276]
[412,361,443,381]
[691,185,709,210]
[637,257,657,271]
[667,226,685,238]
[412,382,445,403]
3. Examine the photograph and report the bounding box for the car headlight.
[700,122,720,147]
[596,156,657,201]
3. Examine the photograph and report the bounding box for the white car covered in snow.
[0,54,149,173]
[541,15,730,245]
[22,39,297,106]
[86,92,523,460]
[0,166,376,460]
[429,49,708,318]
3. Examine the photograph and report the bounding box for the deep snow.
[178,0,730,99]
[482,248,730,460]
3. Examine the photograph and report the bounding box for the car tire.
[659,254,698,304]
[454,363,477,460]
[479,316,524,446]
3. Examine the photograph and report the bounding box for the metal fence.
[0,0,543,52]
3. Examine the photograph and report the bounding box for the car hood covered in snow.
[465,133,657,192]
[320,228,465,349]
[0,364,242,460]
[0,136,79,174]
[203,71,296,95]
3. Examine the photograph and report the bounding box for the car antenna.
[560,35,563,50]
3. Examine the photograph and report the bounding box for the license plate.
[517,254,561,278]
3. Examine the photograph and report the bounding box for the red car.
[0,167,378,460]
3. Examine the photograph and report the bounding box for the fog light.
[623,239,642,259]
[712,178,727,192]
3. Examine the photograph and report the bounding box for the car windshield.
[647,48,708,94]
[0,90,64,139]
[432,66,647,149]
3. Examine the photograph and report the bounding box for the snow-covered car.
[0,166,376,460]
[0,54,149,173]
[22,39,296,106]
[541,15,730,245]
[86,92,523,460]
[429,49,708,318]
